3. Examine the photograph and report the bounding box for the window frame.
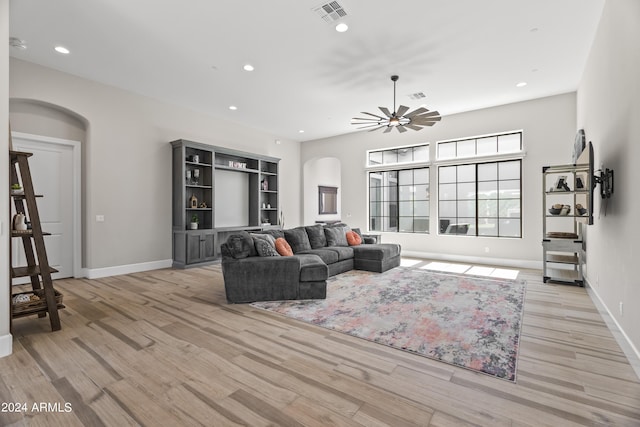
[366,142,431,234]
[437,159,522,238]
[435,131,524,239]
[368,166,431,234]
[366,142,430,169]
[436,130,524,163]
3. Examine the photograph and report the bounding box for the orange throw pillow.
[346,231,362,246]
[274,237,294,256]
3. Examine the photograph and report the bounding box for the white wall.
[9,59,302,271]
[303,157,341,224]
[1,0,12,357]
[302,93,576,267]
[577,0,640,363]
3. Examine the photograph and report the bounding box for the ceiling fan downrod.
[391,75,398,116]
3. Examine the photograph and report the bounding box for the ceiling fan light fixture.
[351,75,441,133]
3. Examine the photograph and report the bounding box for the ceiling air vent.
[313,1,347,23]
[408,92,426,100]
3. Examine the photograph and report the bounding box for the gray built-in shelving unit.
[171,139,280,268]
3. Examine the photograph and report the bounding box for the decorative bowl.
[548,207,562,215]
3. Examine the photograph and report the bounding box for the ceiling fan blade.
[412,115,441,123]
[378,107,393,118]
[356,123,385,129]
[396,125,408,133]
[396,105,410,117]
[352,117,382,123]
[413,110,441,120]
[404,123,423,131]
[411,120,439,127]
[405,107,428,118]
[383,126,393,133]
[411,118,441,125]
[362,111,387,120]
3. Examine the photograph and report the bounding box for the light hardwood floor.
[1,260,639,426]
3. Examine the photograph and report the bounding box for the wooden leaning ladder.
[9,150,63,331]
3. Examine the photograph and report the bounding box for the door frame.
[12,132,82,279]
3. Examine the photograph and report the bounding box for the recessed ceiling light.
[54,46,70,54]
[243,64,254,71]
[229,105,238,110]
[516,82,527,88]
[335,23,349,33]
[299,130,305,133]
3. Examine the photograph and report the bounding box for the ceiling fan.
[351,75,441,133]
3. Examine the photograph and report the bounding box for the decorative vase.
[190,222,198,230]
[13,213,27,231]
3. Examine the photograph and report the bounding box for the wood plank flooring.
[1,260,639,426]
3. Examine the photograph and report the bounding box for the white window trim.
[365,160,431,173]
[434,150,526,167]
[435,129,523,145]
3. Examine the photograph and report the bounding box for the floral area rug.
[252,267,526,381]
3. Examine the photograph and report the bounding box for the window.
[438,160,521,237]
[368,144,429,166]
[437,132,521,160]
[436,131,522,238]
[369,167,429,233]
[367,143,430,233]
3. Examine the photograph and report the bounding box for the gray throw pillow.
[324,226,349,247]
[284,226,312,253]
[254,239,280,257]
[239,231,257,257]
[305,224,327,248]
[251,233,276,249]
[225,234,252,259]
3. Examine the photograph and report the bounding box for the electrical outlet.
[619,302,624,316]
[484,247,490,253]
[96,215,105,222]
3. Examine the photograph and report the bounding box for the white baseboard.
[584,278,640,381]
[401,250,540,270]
[0,333,13,358]
[84,259,173,279]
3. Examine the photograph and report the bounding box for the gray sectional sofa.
[220,224,401,303]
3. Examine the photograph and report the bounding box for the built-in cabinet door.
[186,231,216,264]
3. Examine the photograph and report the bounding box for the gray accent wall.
[577,0,640,368]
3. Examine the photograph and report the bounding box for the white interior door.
[11,134,79,283]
